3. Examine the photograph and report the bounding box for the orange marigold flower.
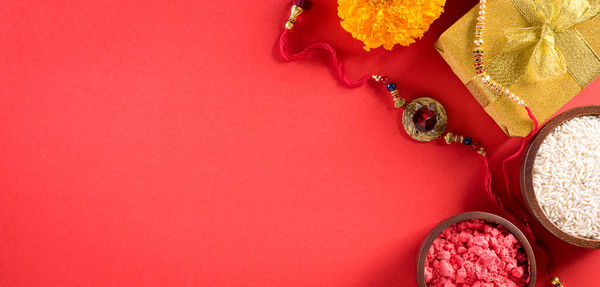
[338,0,446,51]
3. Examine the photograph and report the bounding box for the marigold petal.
[338,0,445,51]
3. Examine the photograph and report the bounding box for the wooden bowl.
[416,211,536,286]
[521,105,600,249]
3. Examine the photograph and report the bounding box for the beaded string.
[371,75,505,207]
[370,75,488,153]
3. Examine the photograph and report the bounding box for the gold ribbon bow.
[435,0,600,136]
[484,0,600,89]
[465,0,600,136]
[502,0,600,81]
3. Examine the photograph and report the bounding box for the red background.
[1,0,599,286]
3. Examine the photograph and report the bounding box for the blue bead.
[387,83,397,91]
[464,137,473,145]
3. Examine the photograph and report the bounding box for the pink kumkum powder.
[425,219,530,287]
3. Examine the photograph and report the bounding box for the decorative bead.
[394,99,406,109]
[387,82,397,91]
[444,132,454,144]
[477,16,485,21]
[451,134,464,144]
[478,148,487,156]
[464,137,472,145]
[480,0,486,3]
[551,277,562,287]
[457,135,464,143]
[480,4,486,9]
[444,132,468,144]
[372,75,381,82]
[518,99,525,106]
[479,10,485,15]
[509,93,515,99]
[471,142,480,150]
[380,76,389,85]
[390,90,399,97]
[503,89,510,96]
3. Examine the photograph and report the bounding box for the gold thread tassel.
[551,276,564,287]
[285,5,304,30]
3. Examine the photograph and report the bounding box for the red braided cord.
[279,29,371,89]
[485,106,554,279]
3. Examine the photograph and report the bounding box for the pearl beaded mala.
[474,0,526,107]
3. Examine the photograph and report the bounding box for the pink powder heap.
[424,219,530,287]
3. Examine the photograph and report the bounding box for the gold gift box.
[435,0,600,137]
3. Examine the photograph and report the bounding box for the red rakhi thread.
[480,107,554,279]
[499,107,555,278]
[502,107,539,208]
[451,109,553,279]
[279,30,371,88]
[279,1,370,89]
[502,107,540,199]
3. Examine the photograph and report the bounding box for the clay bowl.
[416,211,536,287]
[521,105,600,249]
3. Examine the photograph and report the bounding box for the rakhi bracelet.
[280,1,557,283]
[280,0,505,202]
[371,74,488,156]
[284,1,488,156]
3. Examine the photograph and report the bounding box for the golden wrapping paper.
[435,0,600,137]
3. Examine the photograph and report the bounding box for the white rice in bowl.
[532,115,600,240]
